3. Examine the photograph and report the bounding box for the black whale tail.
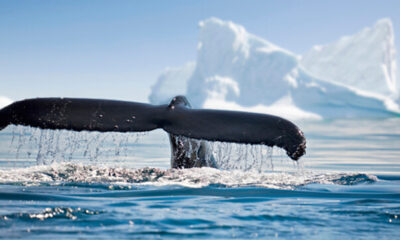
[0,96,306,160]
[163,96,306,161]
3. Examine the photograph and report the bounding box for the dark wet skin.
[0,96,306,168]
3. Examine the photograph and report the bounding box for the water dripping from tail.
[5,125,146,166]
[170,135,301,172]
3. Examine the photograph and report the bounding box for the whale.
[0,96,306,168]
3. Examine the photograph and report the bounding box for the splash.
[1,207,102,221]
[0,163,377,189]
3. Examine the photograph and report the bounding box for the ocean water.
[0,118,399,239]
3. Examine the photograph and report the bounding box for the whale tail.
[0,96,306,161]
[163,96,306,160]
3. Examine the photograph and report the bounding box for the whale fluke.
[0,96,306,162]
[164,98,306,160]
[0,98,165,132]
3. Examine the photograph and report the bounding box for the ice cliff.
[150,18,399,119]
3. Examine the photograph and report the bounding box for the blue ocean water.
[0,118,399,239]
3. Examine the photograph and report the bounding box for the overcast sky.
[1,0,399,103]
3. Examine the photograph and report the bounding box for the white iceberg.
[149,18,399,120]
[301,18,398,99]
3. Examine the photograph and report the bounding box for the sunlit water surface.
[0,118,399,239]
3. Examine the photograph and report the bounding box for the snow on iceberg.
[149,18,400,120]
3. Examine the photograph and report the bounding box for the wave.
[0,207,102,221]
[0,163,377,189]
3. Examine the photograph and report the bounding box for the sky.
[1,0,399,103]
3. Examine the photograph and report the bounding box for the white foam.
[0,163,377,189]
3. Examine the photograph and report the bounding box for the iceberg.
[149,18,399,119]
[187,18,299,108]
[301,18,398,99]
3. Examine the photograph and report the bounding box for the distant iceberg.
[301,18,398,99]
[149,18,399,120]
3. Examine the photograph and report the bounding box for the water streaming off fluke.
[4,125,298,172]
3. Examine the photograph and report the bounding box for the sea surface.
[0,118,399,239]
